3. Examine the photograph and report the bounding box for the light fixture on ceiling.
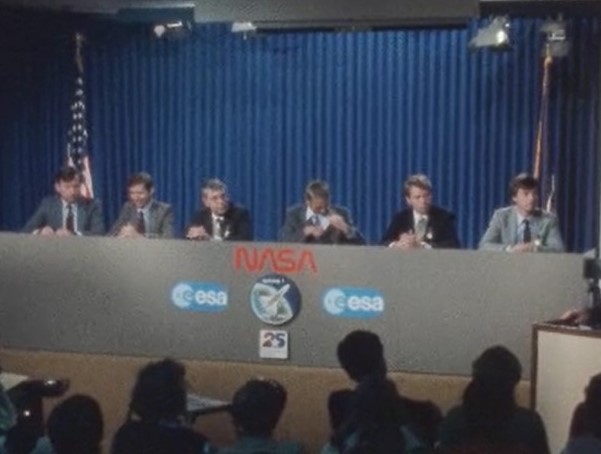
[152,20,192,39]
[469,16,511,51]
[541,16,570,58]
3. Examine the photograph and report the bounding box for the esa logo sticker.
[250,274,301,326]
[259,330,289,360]
[171,282,228,312]
[322,287,385,319]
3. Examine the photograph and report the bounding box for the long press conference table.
[0,233,587,377]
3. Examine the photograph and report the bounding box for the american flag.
[66,32,94,199]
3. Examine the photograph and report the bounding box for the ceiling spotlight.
[541,17,570,58]
[152,21,192,39]
[469,16,511,51]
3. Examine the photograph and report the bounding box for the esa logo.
[170,282,228,312]
[322,287,385,319]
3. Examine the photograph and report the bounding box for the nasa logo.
[250,274,301,326]
[170,282,228,312]
[322,287,385,319]
[233,246,317,274]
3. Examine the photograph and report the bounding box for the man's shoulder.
[285,203,305,216]
[430,205,455,220]
[491,206,514,219]
[38,195,58,207]
[229,203,250,217]
[151,200,172,212]
[77,197,102,209]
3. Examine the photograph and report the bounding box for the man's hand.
[303,225,324,238]
[55,228,74,237]
[391,232,422,249]
[118,224,142,239]
[39,226,55,236]
[511,242,535,253]
[328,214,350,236]
[186,225,210,240]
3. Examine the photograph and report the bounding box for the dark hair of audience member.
[230,378,287,438]
[332,377,406,453]
[337,330,387,382]
[569,372,601,440]
[47,394,103,454]
[127,358,187,423]
[462,346,521,443]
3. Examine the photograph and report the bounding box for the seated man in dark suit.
[479,173,564,253]
[22,166,104,236]
[109,172,174,239]
[381,174,459,249]
[279,180,364,245]
[186,178,253,241]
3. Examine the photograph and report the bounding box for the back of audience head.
[571,372,601,440]
[230,378,287,438]
[463,346,521,441]
[128,358,187,424]
[337,330,387,382]
[334,378,406,453]
[47,394,103,454]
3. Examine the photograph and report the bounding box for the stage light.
[469,16,511,51]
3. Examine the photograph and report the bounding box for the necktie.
[523,219,531,243]
[311,215,320,227]
[136,210,146,234]
[215,217,225,239]
[66,204,75,233]
[416,217,428,239]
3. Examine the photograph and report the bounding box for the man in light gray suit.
[22,166,104,236]
[109,172,173,239]
[479,173,564,253]
[279,180,364,245]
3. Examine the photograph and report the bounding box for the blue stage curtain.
[0,10,598,250]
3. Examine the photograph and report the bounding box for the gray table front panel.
[0,233,586,376]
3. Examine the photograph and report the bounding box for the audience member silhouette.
[112,358,214,454]
[325,330,441,453]
[438,346,549,454]
[219,378,304,454]
[562,372,601,453]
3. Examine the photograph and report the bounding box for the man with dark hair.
[112,358,214,454]
[109,172,174,238]
[479,173,564,252]
[219,378,304,453]
[279,180,364,244]
[186,179,253,241]
[22,166,104,236]
[381,174,460,249]
[46,394,103,454]
[328,330,442,450]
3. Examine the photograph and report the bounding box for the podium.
[532,323,601,454]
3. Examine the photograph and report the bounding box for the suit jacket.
[109,200,174,238]
[187,203,253,241]
[22,195,105,235]
[380,205,460,248]
[278,203,365,245]
[479,206,564,253]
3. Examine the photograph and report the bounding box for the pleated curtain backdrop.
[0,10,598,250]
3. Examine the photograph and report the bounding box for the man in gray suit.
[279,180,364,245]
[22,166,104,236]
[109,172,173,239]
[479,173,564,253]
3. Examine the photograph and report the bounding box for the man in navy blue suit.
[381,174,459,249]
